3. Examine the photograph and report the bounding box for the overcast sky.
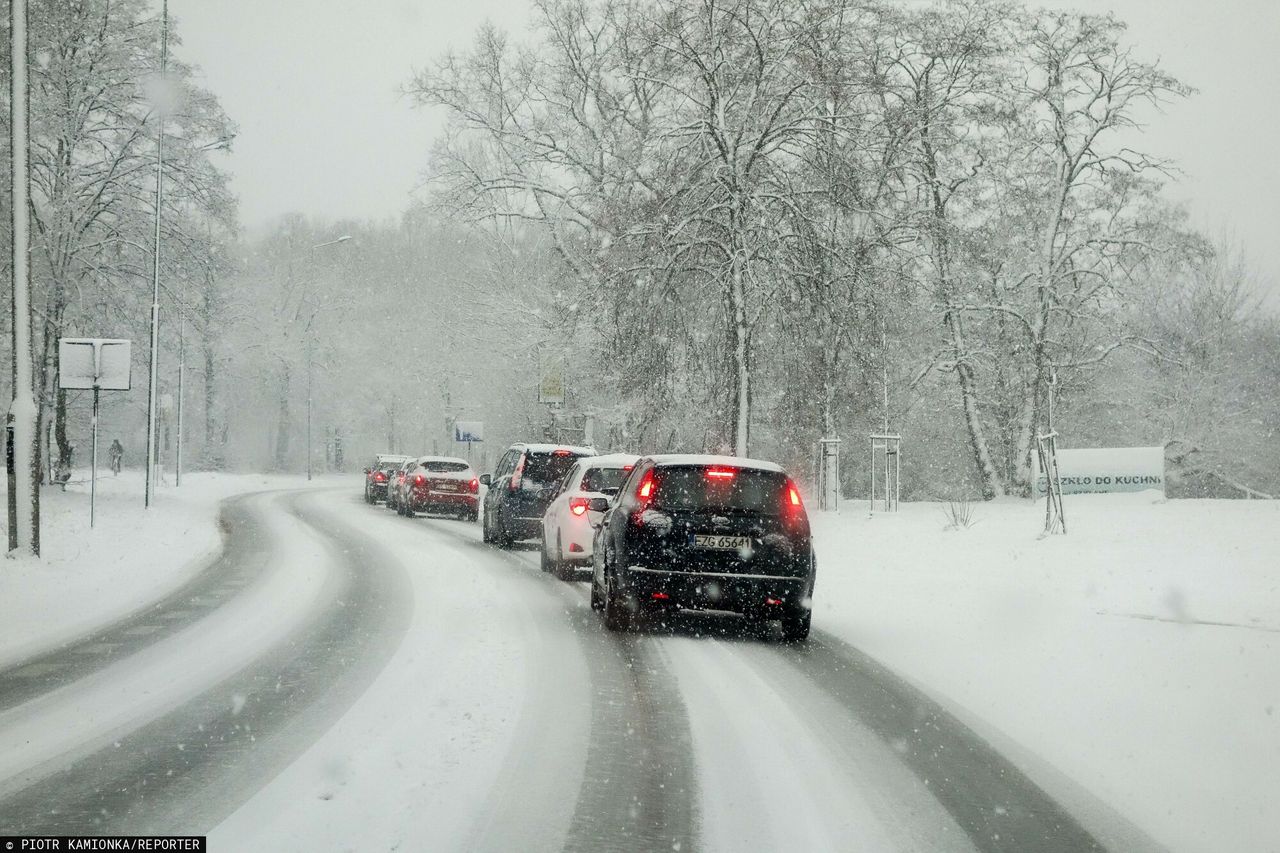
[170,0,1279,303]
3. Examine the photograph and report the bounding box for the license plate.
[435,482,458,492]
[693,534,750,550]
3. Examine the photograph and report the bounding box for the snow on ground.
[0,469,305,667]
[811,493,1280,853]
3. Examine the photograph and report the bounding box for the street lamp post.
[144,0,169,508]
[305,235,352,481]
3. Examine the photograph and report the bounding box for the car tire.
[540,531,554,573]
[780,606,811,642]
[590,572,604,610]
[403,500,415,518]
[602,565,633,632]
[482,509,494,543]
[553,534,574,581]
[493,511,513,549]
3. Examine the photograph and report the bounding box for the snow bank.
[812,494,1280,853]
[0,469,308,667]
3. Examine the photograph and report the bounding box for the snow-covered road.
[0,486,1159,851]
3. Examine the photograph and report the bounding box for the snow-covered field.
[3,474,1276,852]
[0,469,306,667]
[812,494,1280,853]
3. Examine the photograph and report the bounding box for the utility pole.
[144,0,169,507]
[175,290,184,487]
[8,0,39,555]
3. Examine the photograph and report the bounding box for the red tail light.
[706,467,736,480]
[552,448,573,456]
[375,472,387,482]
[414,474,424,486]
[784,479,809,533]
[651,592,670,601]
[510,454,525,491]
[469,477,479,494]
[569,497,590,516]
[637,472,655,502]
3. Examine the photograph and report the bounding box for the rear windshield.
[581,466,631,493]
[523,451,585,486]
[653,467,787,513]
[423,461,469,473]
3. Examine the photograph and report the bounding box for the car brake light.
[511,455,525,491]
[469,477,479,494]
[414,474,424,486]
[766,597,783,606]
[569,497,589,516]
[788,486,802,506]
[553,449,572,456]
[623,464,634,471]
[651,592,670,600]
[637,474,654,500]
[706,468,736,479]
[375,472,386,482]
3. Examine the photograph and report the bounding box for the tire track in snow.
[765,630,1109,852]
[0,491,274,713]
[0,489,413,834]
[406,510,701,853]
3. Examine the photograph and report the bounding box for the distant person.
[109,439,123,475]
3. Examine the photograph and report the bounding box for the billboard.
[1036,446,1165,496]
[58,338,132,390]
[454,420,484,443]
[538,351,566,405]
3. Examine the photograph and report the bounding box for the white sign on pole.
[58,338,133,529]
[1035,446,1165,496]
[454,421,484,443]
[538,351,566,405]
[58,338,132,390]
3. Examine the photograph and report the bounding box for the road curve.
[0,489,413,834]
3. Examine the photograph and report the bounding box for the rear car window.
[653,467,787,513]
[523,451,585,486]
[423,461,469,473]
[581,466,631,493]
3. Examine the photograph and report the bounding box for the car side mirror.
[586,497,610,513]
[363,467,370,474]
[479,473,492,487]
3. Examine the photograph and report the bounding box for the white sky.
[170,0,1279,303]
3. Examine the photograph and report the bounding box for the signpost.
[59,338,132,527]
[454,420,483,464]
[538,351,566,405]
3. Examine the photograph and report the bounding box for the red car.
[364,454,411,503]
[395,456,480,521]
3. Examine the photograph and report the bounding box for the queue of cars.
[364,443,815,641]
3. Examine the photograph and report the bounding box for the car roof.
[510,443,597,456]
[643,453,785,473]
[580,452,640,468]
[376,453,412,462]
[412,455,471,466]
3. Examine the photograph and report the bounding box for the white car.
[540,452,639,580]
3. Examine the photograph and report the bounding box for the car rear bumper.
[369,483,389,497]
[621,566,810,612]
[411,492,478,511]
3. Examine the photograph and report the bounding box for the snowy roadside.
[0,469,312,668]
[811,494,1280,853]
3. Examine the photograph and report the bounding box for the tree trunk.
[729,251,751,457]
[202,342,223,469]
[274,364,290,470]
[946,311,1005,499]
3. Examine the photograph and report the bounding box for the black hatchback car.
[589,454,815,640]
[480,443,596,547]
